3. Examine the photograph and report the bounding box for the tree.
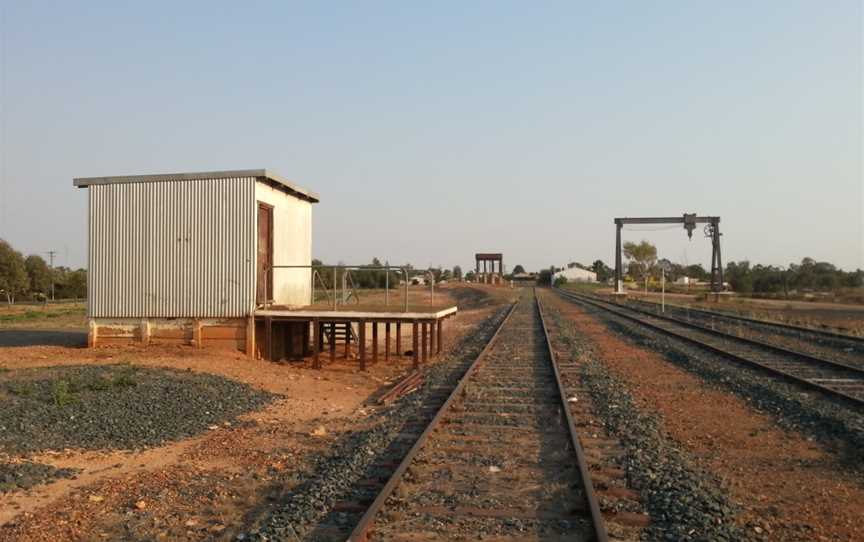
[25,254,52,298]
[725,261,753,294]
[623,240,657,292]
[465,270,476,282]
[452,265,463,280]
[684,264,709,281]
[0,240,29,304]
[591,260,613,283]
[512,264,526,275]
[63,269,88,299]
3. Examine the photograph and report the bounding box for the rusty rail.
[378,370,424,405]
[556,288,864,409]
[347,291,609,541]
[536,292,609,542]
[346,301,520,541]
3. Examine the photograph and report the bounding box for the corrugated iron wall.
[88,177,256,318]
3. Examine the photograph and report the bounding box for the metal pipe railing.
[262,264,440,312]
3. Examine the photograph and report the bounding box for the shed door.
[257,203,274,305]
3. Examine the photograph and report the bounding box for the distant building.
[553,267,597,283]
[511,272,537,285]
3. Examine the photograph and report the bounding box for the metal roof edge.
[72,169,320,203]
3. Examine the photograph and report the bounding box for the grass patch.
[0,303,87,329]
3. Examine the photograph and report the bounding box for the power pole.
[45,250,57,301]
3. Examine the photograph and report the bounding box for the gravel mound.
[0,461,78,492]
[0,364,274,453]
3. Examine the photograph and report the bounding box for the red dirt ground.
[540,290,864,542]
[0,285,515,542]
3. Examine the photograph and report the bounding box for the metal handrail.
[261,264,439,312]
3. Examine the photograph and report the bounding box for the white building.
[74,169,318,350]
[553,267,597,283]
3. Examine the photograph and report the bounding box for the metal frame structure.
[614,213,723,294]
[474,252,504,284]
[263,264,438,312]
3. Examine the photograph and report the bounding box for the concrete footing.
[87,317,248,351]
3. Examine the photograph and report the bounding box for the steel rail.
[623,296,864,346]
[536,292,609,542]
[555,289,864,410]
[346,301,520,542]
[580,294,864,376]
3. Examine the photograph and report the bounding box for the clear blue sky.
[1,1,861,273]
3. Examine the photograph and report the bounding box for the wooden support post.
[329,322,336,363]
[421,322,428,363]
[88,320,98,348]
[429,321,436,357]
[396,322,402,357]
[437,317,443,354]
[344,322,351,358]
[246,317,255,359]
[359,320,367,371]
[191,319,201,348]
[140,319,151,346]
[264,317,273,361]
[372,321,379,363]
[312,318,320,369]
[412,321,419,369]
[385,322,391,361]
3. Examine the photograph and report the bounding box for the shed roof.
[73,169,319,203]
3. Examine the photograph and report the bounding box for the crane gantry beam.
[614,213,723,294]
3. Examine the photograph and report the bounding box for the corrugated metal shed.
[76,170,317,319]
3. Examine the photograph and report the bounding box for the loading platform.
[252,306,458,370]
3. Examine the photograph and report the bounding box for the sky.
[0,1,861,273]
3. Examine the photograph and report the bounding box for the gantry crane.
[614,213,723,294]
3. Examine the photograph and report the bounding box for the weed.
[52,380,76,407]
[7,381,34,396]
[82,375,112,392]
[109,364,138,389]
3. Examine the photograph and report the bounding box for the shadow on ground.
[0,329,87,347]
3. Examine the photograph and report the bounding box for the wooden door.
[257,203,274,305]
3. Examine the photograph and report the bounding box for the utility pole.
[45,250,57,301]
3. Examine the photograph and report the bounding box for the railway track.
[554,288,864,408]
[623,297,864,368]
[347,289,608,542]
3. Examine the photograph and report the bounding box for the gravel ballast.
[0,461,78,493]
[585,306,864,468]
[545,303,751,542]
[0,364,274,453]
[245,306,512,541]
